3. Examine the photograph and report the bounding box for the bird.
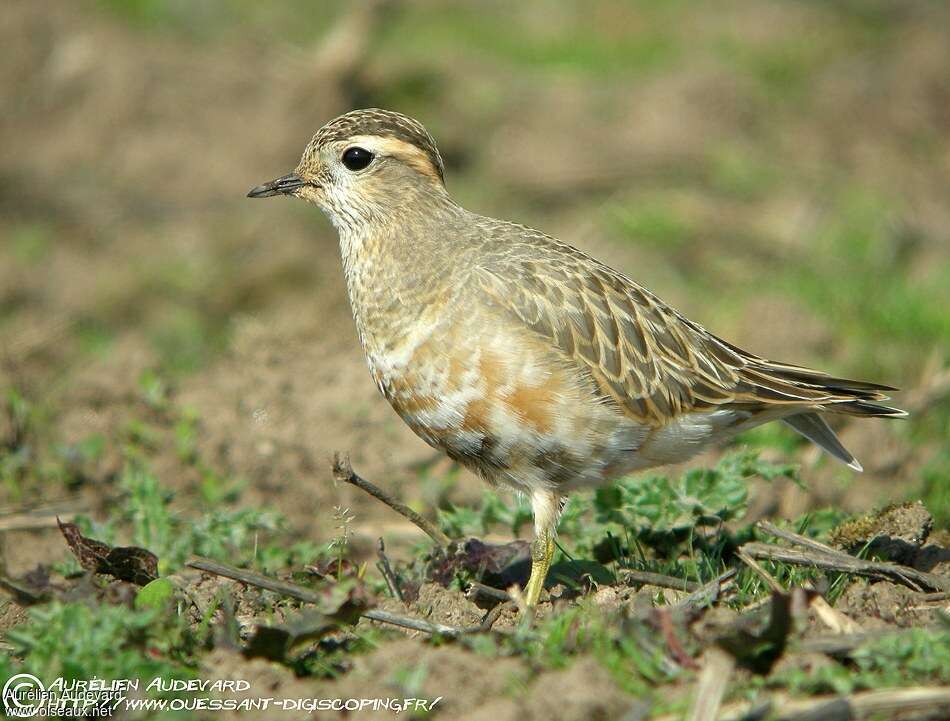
[247,108,905,610]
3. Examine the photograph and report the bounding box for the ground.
[1,1,948,719]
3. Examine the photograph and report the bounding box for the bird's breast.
[363,312,651,493]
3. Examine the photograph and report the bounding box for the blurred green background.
[1,0,948,563]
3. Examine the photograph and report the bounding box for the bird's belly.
[364,324,653,494]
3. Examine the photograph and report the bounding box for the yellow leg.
[523,530,555,609]
[523,489,560,610]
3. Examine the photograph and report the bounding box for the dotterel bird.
[248,109,905,609]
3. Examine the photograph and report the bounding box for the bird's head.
[247,109,447,231]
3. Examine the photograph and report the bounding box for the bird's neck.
[335,193,468,355]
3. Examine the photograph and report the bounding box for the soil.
[1,0,949,716]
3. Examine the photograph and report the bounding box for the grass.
[2,602,199,691]
[377,6,682,78]
[439,450,795,583]
[783,188,950,369]
[0,379,945,718]
[760,626,950,695]
[3,376,326,578]
[481,602,681,699]
[609,198,696,251]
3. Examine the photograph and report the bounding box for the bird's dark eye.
[341,146,374,171]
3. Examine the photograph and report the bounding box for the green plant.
[5,601,198,691]
[763,627,950,695]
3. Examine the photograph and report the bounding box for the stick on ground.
[755,520,949,592]
[769,687,950,721]
[187,556,464,637]
[620,569,701,593]
[756,521,841,557]
[735,547,785,593]
[674,569,738,611]
[688,647,735,721]
[375,537,404,603]
[741,541,948,593]
[332,453,451,548]
[467,581,512,604]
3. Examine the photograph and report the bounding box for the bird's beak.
[246,173,307,198]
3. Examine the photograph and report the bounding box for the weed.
[758,627,950,695]
[466,602,679,702]
[3,601,197,695]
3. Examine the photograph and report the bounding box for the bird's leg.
[523,489,560,610]
[523,529,555,609]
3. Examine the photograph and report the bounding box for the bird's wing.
[472,227,894,426]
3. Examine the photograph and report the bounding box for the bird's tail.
[764,366,907,472]
[783,412,863,471]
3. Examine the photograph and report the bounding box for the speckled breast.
[362,310,649,493]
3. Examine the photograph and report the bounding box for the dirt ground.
[1,1,948,717]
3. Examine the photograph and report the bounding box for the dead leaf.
[57,518,158,586]
[244,578,373,661]
[429,538,531,589]
[304,557,357,581]
[715,589,815,673]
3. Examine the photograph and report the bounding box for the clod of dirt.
[461,659,640,721]
[829,501,933,565]
[912,543,950,575]
[381,582,485,629]
[175,570,295,638]
[835,580,920,628]
[0,600,30,634]
[338,641,634,720]
[457,538,531,589]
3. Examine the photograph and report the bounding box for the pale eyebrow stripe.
[347,135,444,183]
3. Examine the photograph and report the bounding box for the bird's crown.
[301,108,445,182]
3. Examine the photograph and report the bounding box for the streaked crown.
[302,108,445,182]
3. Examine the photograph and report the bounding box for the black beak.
[246,173,307,198]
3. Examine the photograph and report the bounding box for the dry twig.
[810,595,862,635]
[0,576,47,605]
[467,581,511,604]
[741,541,948,593]
[375,537,403,603]
[735,547,785,593]
[756,521,842,555]
[688,647,735,721]
[0,501,88,533]
[729,687,950,721]
[620,569,701,593]
[187,556,464,637]
[331,453,451,548]
[312,0,395,80]
[674,569,738,611]
[656,607,699,669]
[797,629,903,656]
[479,600,515,631]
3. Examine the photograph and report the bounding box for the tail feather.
[823,399,908,418]
[747,364,907,471]
[746,362,897,402]
[783,412,863,472]
[739,358,907,417]
[774,369,897,398]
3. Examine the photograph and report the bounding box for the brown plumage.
[248,108,905,609]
